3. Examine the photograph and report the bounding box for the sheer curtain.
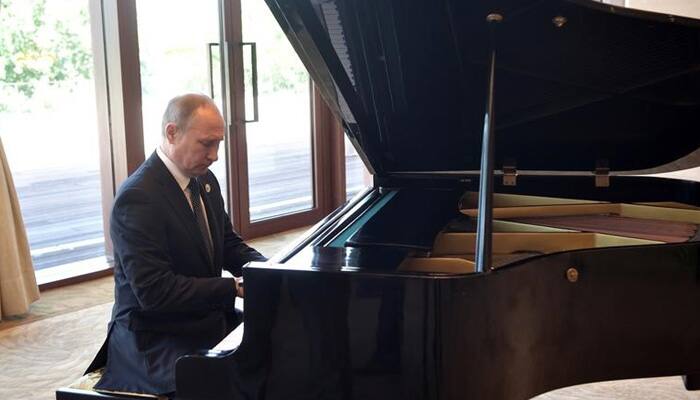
[0,136,39,320]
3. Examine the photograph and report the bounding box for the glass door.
[133,0,331,239]
[136,0,228,206]
[134,0,324,239]
[230,0,323,238]
[241,0,313,222]
[345,136,372,201]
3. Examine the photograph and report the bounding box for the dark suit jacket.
[92,152,265,395]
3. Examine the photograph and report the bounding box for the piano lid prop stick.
[475,13,502,273]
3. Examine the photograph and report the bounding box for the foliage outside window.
[0,0,92,112]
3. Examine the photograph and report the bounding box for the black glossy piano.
[58,0,700,399]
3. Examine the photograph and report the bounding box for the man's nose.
[207,147,219,162]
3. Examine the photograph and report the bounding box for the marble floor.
[0,226,698,400]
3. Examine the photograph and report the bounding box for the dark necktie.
[188,178,213,262]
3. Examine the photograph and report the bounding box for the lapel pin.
[205,183,211,193]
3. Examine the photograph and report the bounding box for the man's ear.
[165,123,178,144]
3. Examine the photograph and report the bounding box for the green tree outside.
[0,0,92,112]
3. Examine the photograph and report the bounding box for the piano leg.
[684,374,700,390]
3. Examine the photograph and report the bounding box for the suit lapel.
[147,153,213,271]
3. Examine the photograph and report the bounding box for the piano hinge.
[503,159,517,186]
[594,160,609,188]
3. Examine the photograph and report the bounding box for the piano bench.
[56,369,168,400]
[56,388,158,400]
[56,387,172,400]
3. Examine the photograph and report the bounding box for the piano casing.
[176,0,700,398]
[57,0,700,399]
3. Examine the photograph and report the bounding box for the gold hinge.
[503,159,517,186]
[594,160,609,188]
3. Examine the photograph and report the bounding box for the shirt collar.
[156,146,190,192]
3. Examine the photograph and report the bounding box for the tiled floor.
[0,226,699,400]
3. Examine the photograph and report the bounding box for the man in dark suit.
[92,93,266,396]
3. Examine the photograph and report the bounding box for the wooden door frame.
[220,0,345,240]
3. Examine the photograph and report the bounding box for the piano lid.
[265,0,700,175]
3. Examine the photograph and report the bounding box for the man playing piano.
[90,93,266,397]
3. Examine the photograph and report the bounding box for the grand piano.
[57,0,700,399]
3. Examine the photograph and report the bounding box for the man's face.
[166,106,225,177]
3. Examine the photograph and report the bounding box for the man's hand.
[235,277,244,298]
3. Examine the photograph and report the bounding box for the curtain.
[0,136,39,320]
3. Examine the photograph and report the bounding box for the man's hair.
[161,93,219,137]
